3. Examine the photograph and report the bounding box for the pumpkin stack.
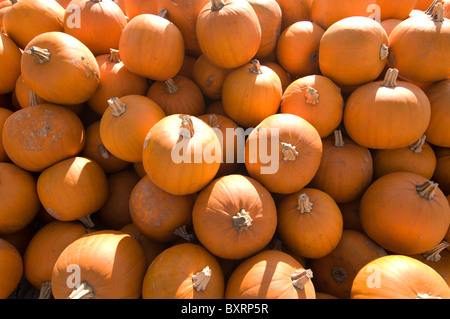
[0,0,449,301]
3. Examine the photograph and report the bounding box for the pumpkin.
[118,10,185,81]
[343,68,431,149]
[23,221,88,299]
[338,199,364,233]
[142,114,222,195]
[318,16,389,87]
[2,0,65,49]
[263,61,291,92]
[225,249,316,299]
[388,2,450,84]
[13,75,46,109]
[309,130,373,204]
[415,0,435,10]
[2,103,86,172]
[63,0,127,56]
[87,49,148,116]
[380,18,403,36]
[375,0,417,20]
[360,171,450,255]
[177,55,197,80]
[424,79,450,148]
[51,230,147,299]
[276,21,325,78]
[96,169,140,230]
[142,243,224,299]
[204,100,227,116]
[0,162,41,235]
[444,0,450,18]
[129,175,195,243]
[245,113,323,194]
[133,161,146,178]
[351,255,450,299]
[308,229,388,299]
[123,0,159,19]
[99,95,165,163]
[195,0,262,69]
[0,223,35,257]
[0,32,21,95]
[280,75,343,138]
[36,156,109,227]
[192,174,277,260]
[0,238,23,299]
[21,32,100,105]
[410,241,450,287]
[80,120,130,173]
[0,106,12,161]
[372,135,437,180]
[146,75,205,116]
[277,188,343,259]
[275,0,312,31]
[222,59,282,128]
[432,148,450,196]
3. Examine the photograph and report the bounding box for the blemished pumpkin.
[343,68,431,150]
[360,171,450,255]
[275,0,312,31]
[308,229,388,299]
[23,221,88,299]
[225,249,316,299]
[20,31,100,105]
[0,32,21,95]
[277,188,343,259]
[2,103,86,172]
[0,106,12,162]
[195,0,262,69]
[142,114,222,195]
[99,95,166,163]
[36,156,109,227]
[0,238,23,299]
[424,79,450,148]
[0,162,41,235]
[351,255,450,299]
[51,230,147,299]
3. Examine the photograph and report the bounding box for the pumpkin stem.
[416,180,439,200]
[331,266,348,284]
[281,142,299,161]
[409,135,426,153]
[381,68,399,88]
[97,144,112,159]
[232,209,253,233]
[158,9,168,18]
[333,130,345,148]
[192,266,212,292]
[422,241,449,262]
[425,0,439,15]
[174,224,196,243]
[249,59,263,75]
[107,97,127,117]
[165,78,179,94]
[304,87,319,105]
[38,281,52,299]
[179,115,195,139]
[78,215,95,228]
[29,90,39,107]
[210,0,225,11]
[25,46,51,64]
[68,281,95,299]
[379,43,389,60]
[297,193,313,214]
[430,2,444,22]
[108,48,121,63]
[291,269,313,291]
[207,114,220,129]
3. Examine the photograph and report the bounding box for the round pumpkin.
[123,0,158,19]
[380,18,403,36]
[0,106,12,161]
[0,238,23,299]
[263,61,292,92]
[424,79,450,148]
[338,199,364,233]
[432,148,450,196]
[0,32,21,95]
[275,0,312,31]
[375,0,417,20]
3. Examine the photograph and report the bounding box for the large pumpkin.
[424,79,450,148]
[0,32,21,95]
[0,238,23,299]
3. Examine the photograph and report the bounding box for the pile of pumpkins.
[0,0,449,299]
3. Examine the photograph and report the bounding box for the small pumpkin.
[0,32,21,95]
[380,18,403,36]
[275,0,312,31]
[0,238,23,299]
[263,61,291,92]
[432,148,450,196]
[424,79,450,148]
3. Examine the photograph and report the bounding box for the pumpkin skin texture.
[225,250,316,299]
[99,95,166,163]
[21,32,100,105]
[142,114,222,195]
[424,79,450,148]
[359,172,450,255]
[0,238,23,299]
[118,12,185,81]
[277,188,343,259]
[0,162,41,235]
[388,3,450,84]
[0,32,21,95]
[351,255,450,299]
[2,103,85,172]
[123,0,159,19]
[415,0,434,10]
[264,61,291,92]
[36,156,109,225]
[375,0,417,20]
[308,230,388,299]
[280,75,343,138]
[275,0,312,31]
[380,18,403,36]
[245,113,323,195]
[192,174,277,260]
[222,59,282,128]
[51,230,147,299]
[318,16,389,87]
[343,68,431,150]
[432,149,450,196]
[0,106,12,162]
[196,0,262,69]
[23,221,88,299]
[142,243,224,299]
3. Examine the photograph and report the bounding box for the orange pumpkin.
[375,0,417,20]
[0,32,21,95]
[0,238,23,299]
[424,79,450,148]
[414,0,435,11]
[142,243,224,299]
[380,18,403,36]
[275,0,312,30]
[0,106,12,162]
[0,223,35,257]
[51,230,147,299]
[410,241,450,287]
[432,148,450,196]
[263,61,291,92]
[225,249,316,299]
[338,199,364,233]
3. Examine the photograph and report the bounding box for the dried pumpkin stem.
[179,115,195,139]
[291,269,313,290]
[249,59,263,75]
[210,0,225,11]
[107,97,127,117]
[425,0,439,14]
[381,68,399,88]
[232,209,253,232]
[108,48,121,63]
[416,180,439,200]
[38,281,52,299]
[68,281,95,299]
[78,215,95,228]
[333,130,345,148]
[158,9,168,18]
[29,90,39,107]
[165,78,179,94]
[304,87,319,105]
[192,266,212,292]
[379,43,389,60]
[174,224,196,242]
[409,135,426,153]
[422,241,449,262]
[297,193,313,214]
[431,2,444,22]
[26,46,51,64]
[281,142,299,161]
